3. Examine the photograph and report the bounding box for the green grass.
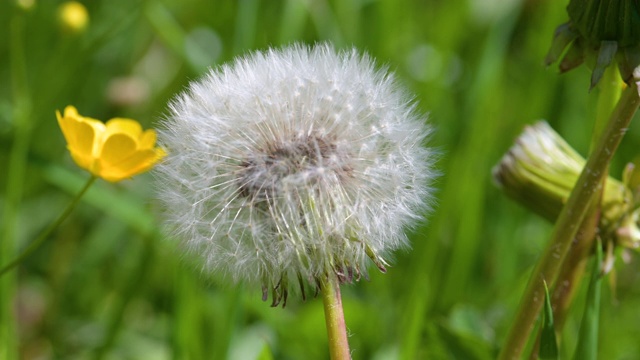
[2,0,640,359]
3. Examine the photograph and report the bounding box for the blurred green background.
[2,0,640,359]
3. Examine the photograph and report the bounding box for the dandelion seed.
[156,43,434,304]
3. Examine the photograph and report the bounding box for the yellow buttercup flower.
[56,105,166,182]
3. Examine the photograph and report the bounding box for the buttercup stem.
[499,84,640,360]
[0,175,97,278]
[321,274,351,360]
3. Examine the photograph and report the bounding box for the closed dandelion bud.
[545,0,640,89]
[493,121,640,250]
[155,44,434,306]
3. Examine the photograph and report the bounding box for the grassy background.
[2,0,640,359]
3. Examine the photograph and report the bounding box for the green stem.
[528,203,598,360]
[321,275,351,360]
[0,176,97,278]
[593,65,622,148]
[499,84,640,360]
[528,64,621,360]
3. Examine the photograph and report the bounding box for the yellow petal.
[57,106,84,145]
[57,109,76,147]
[63,106,104,127]
[99,149,160,182]
[57,106,107,160]
[68,147,94,170]
[155,147,167,160]
[63,105,79,118]
[99,133,138,168]
[139,129,157,149]
[124,149,163,174]
[105,118,143,139]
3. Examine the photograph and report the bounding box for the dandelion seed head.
[156,43,434,303]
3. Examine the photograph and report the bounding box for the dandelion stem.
[499,83,640,360]
[321,274,351,360]
[528,63,621,360]
[0,176,97,278]
[528,204,598,360]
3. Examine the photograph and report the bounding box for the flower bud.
[493,121,638,249]
[58,1,88,35]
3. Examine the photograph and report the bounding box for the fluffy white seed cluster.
[156,43,434,305]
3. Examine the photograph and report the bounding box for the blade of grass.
[539,281,558,360]
[307,0,344,46]
[435,2,522,311]
[401,5,522,358]
[1,9,32,359]
[172,265,205,360]
[277,0,308,44]
[572,239,603,360]
[93,233,155,359]
[232,0,259,54]
[144,2,203,74]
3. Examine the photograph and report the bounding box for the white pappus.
[155,43,435,306]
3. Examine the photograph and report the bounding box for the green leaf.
[256,343,275,360]
[539,280,558,360]
[573,240,603,360]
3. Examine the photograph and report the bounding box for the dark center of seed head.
[237,134,350,200]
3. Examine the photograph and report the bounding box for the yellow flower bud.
[58,1,89,35]
[56,106,166,182]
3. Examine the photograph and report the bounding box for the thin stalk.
[0,176,97,278]
[321,275,351,360]
[499,84,640,360]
